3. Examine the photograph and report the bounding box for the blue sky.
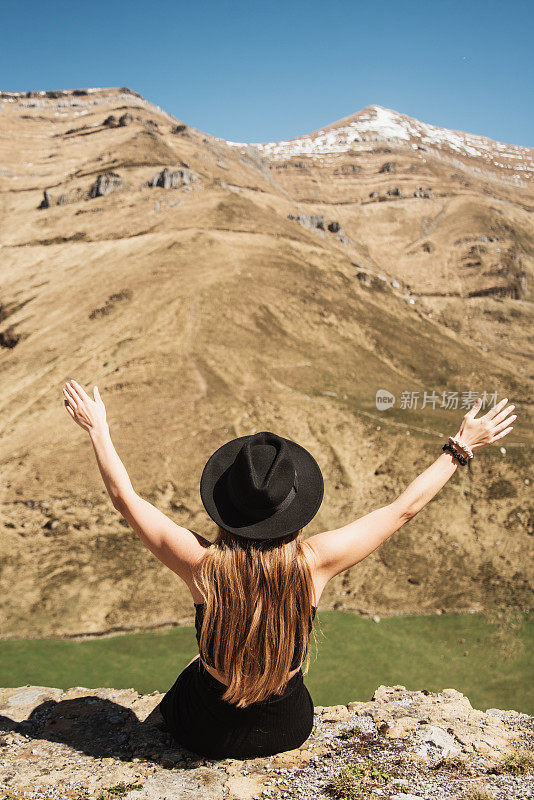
[1,0,532,147]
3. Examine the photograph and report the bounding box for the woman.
[62,379,516,759]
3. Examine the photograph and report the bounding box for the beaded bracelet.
[448,436,474,459]
[442,442,468,466]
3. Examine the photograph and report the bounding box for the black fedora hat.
[200,431,324,540]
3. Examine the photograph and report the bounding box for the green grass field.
[1,612,532,714]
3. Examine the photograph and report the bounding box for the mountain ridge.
[225,103,533,188]
[3,85,531,169]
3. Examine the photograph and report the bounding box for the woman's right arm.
[305,396,517,584]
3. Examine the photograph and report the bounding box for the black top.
[194,602,316,671]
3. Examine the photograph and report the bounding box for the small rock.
[0,325,21,349]
[385,716,419,739]
[413,724,461,757]
[320,704,351,722]
[38,188,53,209]
[88,172,122,198]
[389,795,424,799]
[412,743,430,759]
[414,186,434,198]
[356,270,373,286]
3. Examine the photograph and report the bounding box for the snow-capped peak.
[225,105,533,179]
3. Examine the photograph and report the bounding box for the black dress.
[158,603,316,759]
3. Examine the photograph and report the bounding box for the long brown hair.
[193,524,318,708]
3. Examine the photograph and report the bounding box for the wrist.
[449,432,473,458]
[90,423,110,443]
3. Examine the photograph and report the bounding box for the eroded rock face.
[148,167,200,188]
[88,172,123,198]
[38,188,53,208]
[0,324,21,348]
[287,212,325,231]
[0,684,531,800]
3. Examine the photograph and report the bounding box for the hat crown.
[227,431,297,518]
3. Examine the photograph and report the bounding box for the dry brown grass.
[0,87,532,637]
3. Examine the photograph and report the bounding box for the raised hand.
[455,397,516,451]
[62,379,108,436]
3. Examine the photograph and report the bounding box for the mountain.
[0,87,532,638]
[228,103,534,179]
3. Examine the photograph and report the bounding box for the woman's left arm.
[62,380,206,580]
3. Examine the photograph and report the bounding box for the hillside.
[0,87,532,638]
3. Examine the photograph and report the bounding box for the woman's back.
[189,539,327,687]
[194,601,317,677]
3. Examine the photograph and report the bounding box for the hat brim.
[200,433,324,540]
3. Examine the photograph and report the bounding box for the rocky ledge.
[1,684,532,800]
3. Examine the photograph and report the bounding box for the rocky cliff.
[1,683,532,799]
